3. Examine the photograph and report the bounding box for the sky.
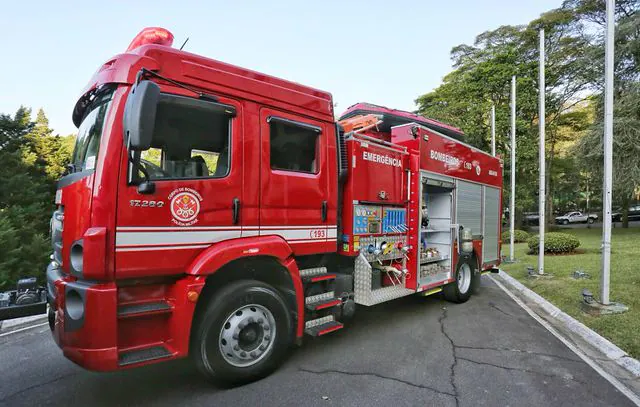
[0,0,562,136]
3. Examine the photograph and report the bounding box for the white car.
[555,211,598,225]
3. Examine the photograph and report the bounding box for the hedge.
[527,232,581,254]
[502,229,530,243]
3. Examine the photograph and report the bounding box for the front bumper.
[46,262,119,371]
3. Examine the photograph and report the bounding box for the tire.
[587,218,594,224]
[191,280,292,385]
[443,256,477,303]
[563,220,569,225]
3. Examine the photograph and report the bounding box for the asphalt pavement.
[0,277,635,407]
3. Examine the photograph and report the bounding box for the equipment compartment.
[418,176,454,287]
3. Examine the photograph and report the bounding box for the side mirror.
[123,80,160,151]
[137,180,156,195]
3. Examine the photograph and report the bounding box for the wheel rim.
[457,263,472,294]
[218,304,276,368]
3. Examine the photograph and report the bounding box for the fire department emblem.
[169,188,203,226]
[475,165,481,176]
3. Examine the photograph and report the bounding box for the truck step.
[305,291,341,311]
[302,273,336,284]
[305,321,344,337]
[117,301,172,319]
[118,345,172,366]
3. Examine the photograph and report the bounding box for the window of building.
[138,94,234,180]
[269,118,320,174]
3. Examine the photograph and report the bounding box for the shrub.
[527,232,580,254]
[502,229,530,243]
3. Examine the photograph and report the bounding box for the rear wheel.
[587,217,595,224]
[443,257,477,303]
[191,280,292,385]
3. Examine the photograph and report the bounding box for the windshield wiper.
[135,68,219,102]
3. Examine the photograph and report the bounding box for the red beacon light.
[126,27,174,52]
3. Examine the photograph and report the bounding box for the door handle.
[232,198,240,225]
[321,201,327,222]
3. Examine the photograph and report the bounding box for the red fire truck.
[46,27,502,384]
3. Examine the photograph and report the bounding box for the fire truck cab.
[46,28,502,384]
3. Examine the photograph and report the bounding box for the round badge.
[476,165,481,176]
[170,192,201,223]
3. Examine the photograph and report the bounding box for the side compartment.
[417,174,455,290]
[482,186,500,264]
[455,180,482,239]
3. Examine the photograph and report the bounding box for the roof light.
[126,27,174,52]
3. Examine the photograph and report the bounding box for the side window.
[269,117,320,174]
[141,148,162,166]
[139,94,235,180]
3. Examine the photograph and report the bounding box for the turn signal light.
[187,290,199,303]
[126,27,174,52]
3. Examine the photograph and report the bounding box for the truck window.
[71,87,114,172]
[139,94,234,180]
[269,117,320,174]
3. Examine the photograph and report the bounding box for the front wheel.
[587,218,595,224]
[191,280,292,385]
[443,257,477,303]
[563,219,569,225]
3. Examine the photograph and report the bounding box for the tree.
[573,0,640,227]
[578,86,640,227]
[0,108,70,288]
[415,7,595,228]
[23,108,71,181]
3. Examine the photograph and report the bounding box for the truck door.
[259,108,334,254]
[115,92,243,278]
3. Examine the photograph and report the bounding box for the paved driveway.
[0,277,634,407]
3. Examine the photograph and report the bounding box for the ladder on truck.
[300,267,344,337]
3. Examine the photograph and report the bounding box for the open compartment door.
[418,174,455,289]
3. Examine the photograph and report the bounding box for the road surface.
[0,277,634,407]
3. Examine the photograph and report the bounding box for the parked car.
[555,211,598,225]
[523,212,539,226]
[612,205,640,222]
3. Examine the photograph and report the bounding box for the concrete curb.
[0,311,48,334]
[494,270,640,378]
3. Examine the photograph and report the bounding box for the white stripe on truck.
[115,225,338,252]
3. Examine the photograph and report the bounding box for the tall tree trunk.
[545,141,555,232]
[621,193,630,229]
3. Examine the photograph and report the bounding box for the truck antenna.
[179,37,189,50]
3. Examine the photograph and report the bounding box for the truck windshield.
[70,86,115,172]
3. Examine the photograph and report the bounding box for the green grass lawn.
[501,227,640,359]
